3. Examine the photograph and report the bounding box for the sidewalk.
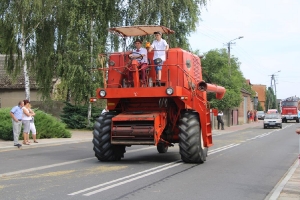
[0,124,298,199]
[0,130,93,151]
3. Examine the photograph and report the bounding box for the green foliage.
[60,102,102,129]
[265,87,277,110]
[201,49,255,110]
[34,110,71,139]
[0,108,14,140]
[0,108,71,141]
[257,101,264,111]
[121,0,208,50]
[1,0,208,103]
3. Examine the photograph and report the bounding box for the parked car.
[257,111,265,120]
[263,113,282,129]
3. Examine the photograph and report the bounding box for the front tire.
[93,112,126,161]
[157,142,168,153]
[178,110,206,163]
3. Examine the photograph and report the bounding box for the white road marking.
[68,161,182,196]
[0,157,95,178]
[208,143,240,155]
[70,143,241,196]
[0,146,155,178]
[84,162,183,196]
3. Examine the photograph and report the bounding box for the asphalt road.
[0,123,298,200]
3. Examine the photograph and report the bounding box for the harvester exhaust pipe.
[197,81,226,100]
[198,81,207,91]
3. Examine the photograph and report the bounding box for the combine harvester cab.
[93,25,226,163]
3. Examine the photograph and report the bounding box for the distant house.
[237,87,253,124]
[252,84,267,111]
[0,54,39,108]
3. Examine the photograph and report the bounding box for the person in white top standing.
[22,99,34,145]
[148,31,169,87]
[28,103,38,143]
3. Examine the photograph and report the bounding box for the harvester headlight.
[99,90,106,97]
[108,60,115,66]
[166,87,174,95]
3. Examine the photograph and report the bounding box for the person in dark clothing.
[217,111,225,130]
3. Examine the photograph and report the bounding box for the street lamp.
[270,70,281,97]
[227,36,243,76]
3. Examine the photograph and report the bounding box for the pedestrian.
[28,103,38,143]
[148,31,169,87]
[101,105,109,115]
[128,39,148,87]
[254,110,257,122]
[22,99,33,145]
[247,110,250,123]
[250,110,253,122]
[217,110,225,130]
[10,100,24,148]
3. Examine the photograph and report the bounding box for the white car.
[263,113,282,129]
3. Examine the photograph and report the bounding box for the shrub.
[0,108,14,140]
[0,107,71,141]
[60,102,102,129]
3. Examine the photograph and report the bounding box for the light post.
[270,70,281,97]
[227,36,243,76]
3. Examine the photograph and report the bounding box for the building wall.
[252,84,266,111]
[0,89,39,108]
[237,92,253,124]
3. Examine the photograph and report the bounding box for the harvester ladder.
[205,109,213,146]
[194,93,213,147]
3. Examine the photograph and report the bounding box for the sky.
[188,0,300,100]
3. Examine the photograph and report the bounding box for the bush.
[60,102,102,129]
[0,107,71,141]
[0,108,14,140]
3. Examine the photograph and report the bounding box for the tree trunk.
[87,18,94,126]
[21,23,30,100]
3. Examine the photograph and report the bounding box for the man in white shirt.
[217,111,225,130]
[128,39,148,86]
[148,31,169,87]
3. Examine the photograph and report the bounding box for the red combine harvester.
[92,25,226,163]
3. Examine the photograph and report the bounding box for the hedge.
[0,107,71,141]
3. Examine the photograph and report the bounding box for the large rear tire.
[93,112,126,161]
[179,110,207,163]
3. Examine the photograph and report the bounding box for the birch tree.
[0,0,55,100]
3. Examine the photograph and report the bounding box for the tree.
[265,87,277,110]
[120,0,208,50]
[0,0,55,100]
[257,101,263,111]
[200,49,254,110]
[1,0,209,104]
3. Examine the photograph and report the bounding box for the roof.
[0,55,37,89]
[108,25,175,37]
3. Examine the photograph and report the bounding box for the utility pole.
[270,70,280,97]
[226,36,243,76]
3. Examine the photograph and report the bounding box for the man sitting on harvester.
[127,39,148,87]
